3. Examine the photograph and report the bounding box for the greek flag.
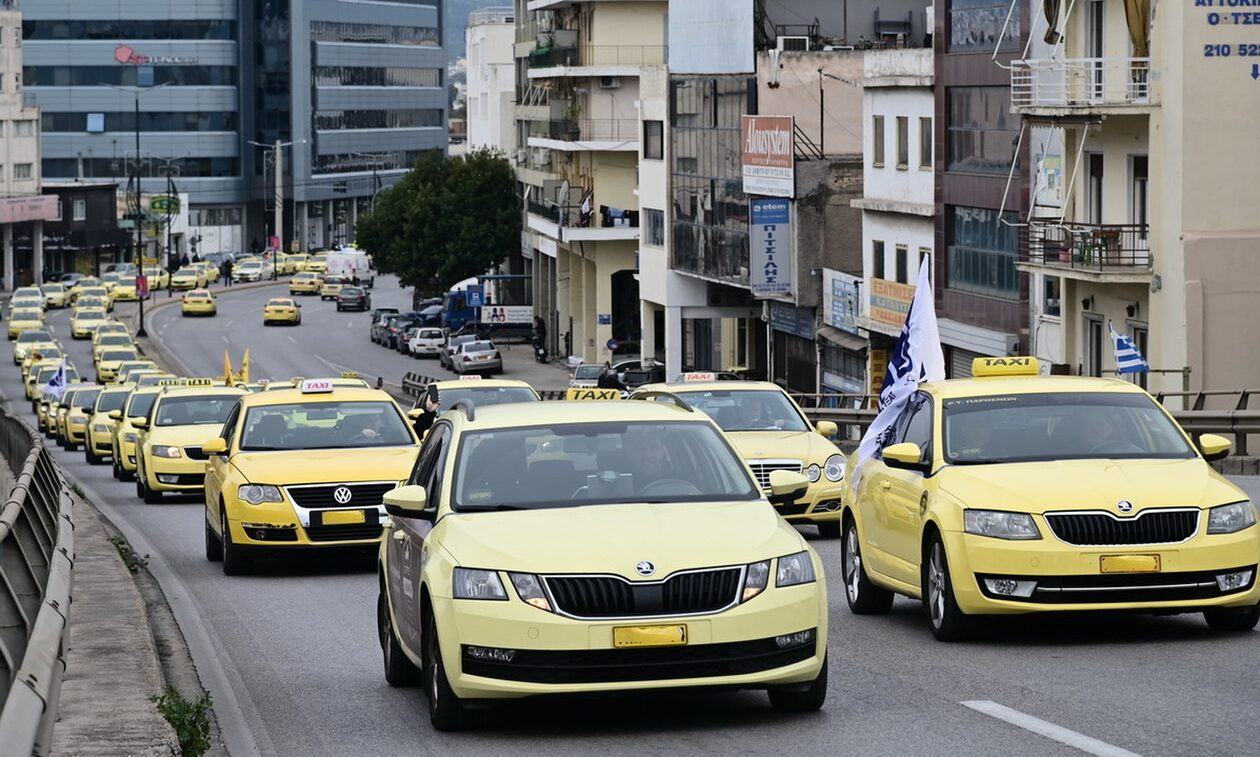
[1108,321,1149,374]
[851,258,945,492]
[41,360,68,400]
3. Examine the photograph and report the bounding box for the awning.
[817,325,868,352]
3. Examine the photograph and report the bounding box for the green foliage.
[355,148,520,294]
[109,535,149,574]
[151,686,213,757]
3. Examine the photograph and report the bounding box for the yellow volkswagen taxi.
[12,329,56,364]
[170,267,206,291]
[182,289,218,316]
[70,308,110,339]
[262,297,302,326]
[96,347,141,383]
[111,385,162,481]
[375,400,827,730]
[41,283,68,308]
[134,381,246,503]
[202,381,421,575]
[85,386,132,465]
[289,272,323,296]
[62,385,102,452]
[843,357,1260,641]
[8,308,45,340]
[633,376,845,537]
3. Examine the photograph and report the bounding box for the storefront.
[768,300,817,394]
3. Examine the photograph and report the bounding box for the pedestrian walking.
[179,252,190,267]
[221,258,234,287]
[597,362,623,390]
[192,252,202,263]
[375,376,385,390]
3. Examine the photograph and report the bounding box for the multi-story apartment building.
[466,6,517,152]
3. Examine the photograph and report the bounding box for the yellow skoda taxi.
[85,386,131,465]
[262,297,302,326]
[843,357,1260,641]
[13,329,56,364]
[170,267,206,291]
[319,275,346,300]
[70,308,110,339]
[112,275,140,302]
[143,265,170,290]
[202,381,421,575]
[633,377,845,537]
[182,289,218,317]
[96,347,141,384]
[375,401,828,730]
[134,382,247,503]
[112,386,162,481]
[62,385,102,451]
[8,308,46,340]
[41,283,68,308]
[289,272,323,296]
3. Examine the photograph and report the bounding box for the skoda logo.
[634,560,656,577]
[1117,500,1134,514]
[333,486,353,505]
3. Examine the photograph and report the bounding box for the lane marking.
[961,701,1142,757]
[286,336,297,344]
[221,335,229,344]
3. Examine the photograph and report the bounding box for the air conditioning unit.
[532,147,552,166]
[514,148,528,165]
[777,36,811,52]
[598,76,622,89]
[539,15,554,32]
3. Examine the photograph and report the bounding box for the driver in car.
[346,413,384,444]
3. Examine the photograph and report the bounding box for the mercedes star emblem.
[635,560,656,577]
[1117,500,1134,514]
[333,486,353,505]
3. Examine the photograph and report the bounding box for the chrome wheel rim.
[844,526,861,602]
[928,543,945,628]
[428,626,439,706]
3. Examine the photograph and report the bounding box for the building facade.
[465,6,516,152]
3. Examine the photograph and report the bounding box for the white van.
[325,247,374,287]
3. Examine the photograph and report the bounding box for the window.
[644,208,665,246]
[643,120,663,160]
[1043,275,1061,317]
[1130,326,1149,389]
[896,116,909,168]
[24,19,236,40]
[919,117,933,168]
[872,115,885,166]
[947,206,1020,298]
[313,109,442,130]
[72,199,86,222]
[13,163,32,180]
[312,66,442,88]
[898,394,934,463]
[24,65,237,87]
[873,240,886,279]
[14,120,33,136]
[947,87,1017,174]
[919,247,932,267]
[309,21,439,46]
[950,0,1020,52]
[86,113,105,133]
[895,245,909,283]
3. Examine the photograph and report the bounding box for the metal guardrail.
[0,406,74,756]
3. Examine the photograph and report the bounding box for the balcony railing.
[469,6,514,26]
[1027,221,1152,272]
[528,44,667,69]
[1011,58,1152,109]
[543,118,639,142]
[528,197,638,230]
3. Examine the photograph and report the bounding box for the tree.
[355,148,519,293]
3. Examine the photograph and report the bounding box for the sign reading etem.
[741,116,795,198]
[750,198,792,297]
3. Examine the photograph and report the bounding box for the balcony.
[1019,221,1153,282]
[527,118,639,151]
[1011,58,1154,116]
[527,196,640,242]
[527,44,666,77]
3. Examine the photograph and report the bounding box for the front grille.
[304,522,385,542]
[976,566,1256,604]
[545,567,742,619]
[286,482,396,509]
[184,446,209,461]
[746,460,803,491]
[461,633,816,684]
[1046,509,1199,546]
[160,473,204,486]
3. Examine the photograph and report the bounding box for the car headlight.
[805,464,821,483]
[454,568,508,600]
[508,572,552,612]
[93,424,110,432]
[123,432,138,443]
[1207,501,1257,535]
[152,445,182,458]
[238,484,283,505]
[823,454,845,482]
[964,509,1042,540]
[776,551,817,587]
[742,560,770,602]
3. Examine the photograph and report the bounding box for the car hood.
[724,430,836,465]
[144,424,233,448]
[229,446,419,485]
[936,458,1244,513]
[434,499,804,575]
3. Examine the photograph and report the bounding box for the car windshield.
[18,331,51,343]
[942,392,1197,465]
[41,285,63,293]
[95,391,129,413]
[72,389,101,409]
[574,365,602,380]
[154,395,240,427]
[176,268,198,275]
[239,400,413,450]
[452,421,758,511]
[13,309,41,320]
[127,393,158,418]
[34,349,62,361]
[102,350,138,361]
[343,287,363,295]
[99,335,131,346]
[76,310,106,319]
[428,386,538,411]
[674,390,810,432]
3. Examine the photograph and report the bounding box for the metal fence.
[0,406,74,756]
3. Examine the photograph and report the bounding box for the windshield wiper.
[949,458,1006,466]
[456,504,528,512]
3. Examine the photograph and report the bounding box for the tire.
[767,653,828,713]
[85,447,100,465]
[221,506,252,576]
[841,517,894,615]
[205,512,223,562]
[923,534,974,642]
[817,521,841,539]
[141,474,163,504]
[379,584,421,686]
[64,441,77,452]
[112,457,123,480]
[1204,603,1260,632]
[425,614,469,731]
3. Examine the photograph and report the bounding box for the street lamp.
[248,139,305,258]
[102,81,172,337]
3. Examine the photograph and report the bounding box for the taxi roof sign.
[301,379,335,394]
[458,375,483,381]
[972,356,1041,378]
[566,388,621,401]
[340,371,360,379]
[156,377,216,387]
[682,372,716,382]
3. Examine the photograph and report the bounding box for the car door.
[856,405,914,582]
[205,405,241,531]
[390,423,449,652]
[879,393,935,586]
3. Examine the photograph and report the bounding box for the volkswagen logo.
[333,486,353,505]
[1117,500,1134,514]
[634,560,656,577]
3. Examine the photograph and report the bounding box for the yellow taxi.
[202,381,421,575]
[96,347,141,383]
[262,297,302,326]
[319,275,346,301]
[53,384,92,445]
[134,381,246,503]
[143,265,170,290]
[273,252,297,275]
[111,385,162,481]
[269,373,370,391]
[182,289,218,317]
[11,287,44,312]
[91,332,135,362]
[70,308,110,339]
[8,308,45,340]
[73,295,109,315]
[288,253,311,272]
[76,286,112,310]
[61,385,102,452]
[170,267,206,290]
[22,347,64,380]
[112,276,140,302]
[375,400,827,730]
[93,322,131,341]
[305,253,329,274]
[194,261,220,284]
[289,272,323,296]
[843,357,1260,640]
[12,328,56,364]
[68,277,101,303]
[100,272,122,293]
[114,361,160,384]
[41,283,69,308]
[633,377,845,537]
[26,360,75,403]
[85,386,132,465]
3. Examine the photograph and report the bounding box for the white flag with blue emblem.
[41,359,68,400]
[1108,320,1149,374]
[851,258,945,491]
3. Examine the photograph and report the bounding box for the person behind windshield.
[345,413,384,444]
[738,396,779,429]
[626,429,669,490]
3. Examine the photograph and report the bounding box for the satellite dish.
[557,179,570,207]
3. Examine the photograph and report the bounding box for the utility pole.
[274,139,283,252]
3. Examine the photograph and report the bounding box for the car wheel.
[205,512,223,562]
[64,441,77,452]
[842,517,893,615]
[141,475,163,504]
[923,534,974,642]
[1204,603,1260,632]
[85,447,100,465]
[817,520,841,539]
[425,614,469,731]
[379,584,422,686]
[221,506,252,576]
[767,652,828,713]
[112,457,123,480]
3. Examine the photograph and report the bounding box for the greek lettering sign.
[0,195,59,224]
[741,116,795,198]
[823,269,861,334]
[869,278,916,327]
[750,198,792,297]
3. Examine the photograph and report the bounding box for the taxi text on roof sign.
[971,356,1041,377]
[301,379,335,393]
[340,371,359,379]
[682,372,715,382]
[566,388,621,401]
[157,377,216,387]
[458,375,483,381]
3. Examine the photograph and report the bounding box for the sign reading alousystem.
[741,116,795,198]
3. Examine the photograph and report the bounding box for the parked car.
[397,324,422,355]
[407,327,445,358]
[451,340,502,375]
[569,363,604,389]
[440,334,479,370]
[336,286,371,312]
[620,364,668,391]
[370,308,401,343]
[383,314,420,350]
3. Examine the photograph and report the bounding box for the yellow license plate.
[612,624,688,649]
[322,510,366,526]
[1100,554,1161,573]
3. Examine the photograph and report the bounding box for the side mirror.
[882,442,927,471]
[383,484,433,520]
[1200,433,1232,463]
[815,420,838,438]
[108,410,122,421]
[131,418,150,430]
[767,469,810,505]
[202,438,228,455]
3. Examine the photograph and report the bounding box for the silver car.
[408,327,445,358]
[441,334,479,370]
[452,340,502,375]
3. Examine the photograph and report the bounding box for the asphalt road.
[8,279,1260,757]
